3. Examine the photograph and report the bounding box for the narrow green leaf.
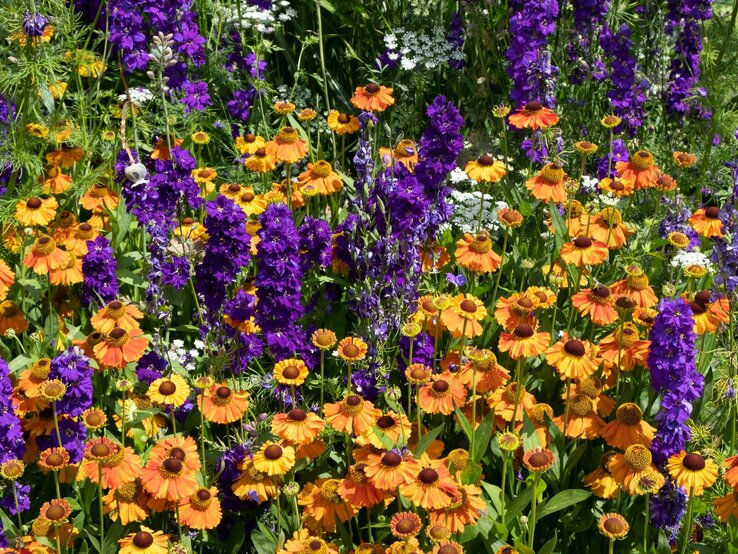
[505,484,534,526]
[472,409,495,463]
[413,423,444,457]
[538,534,557,554]
[454,405,473,443]
[536,489,591,520]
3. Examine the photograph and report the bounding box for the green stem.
[319,351,326,417]
[644,493,650,553]
[315,0,335,160]
[98,463,105,553]
[528,473,540,548]
[679,490,695,554]
[12,483,22,529]
[500,453,508,524]
[491,228,509,305]
[471,361,478,457]
[52,402,63,449]
[510,358,524,429]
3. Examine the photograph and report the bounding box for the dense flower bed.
[0,1,737,553]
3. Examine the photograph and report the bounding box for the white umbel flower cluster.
[118,87,153,107]
[443,190,508,235]
[382,26,459,71]
[670,250,713,272]
[214,1,296,34]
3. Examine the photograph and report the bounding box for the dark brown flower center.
[196,488,211,501]
[46,505,65,521]
[418,468,439,484]
[410,368,428,381]
[564,339,585,356]
[85,412,102,426]
[382,451,402,467]
[478,155,495,166]
[90,443,111,458]
[337,113,350,124]
[46,453,64,467]
[528,451,550,468]
[525,101,543,112]
[158,380,176,396]
[163,457,183,473]
[693,290,711,306]
[216,386,231,399]
[264,445,283,460]
[705,206,720,219]
[346,395,362,407]
[573,236,592,248]
[109,328,127,340]
[460,299,477,313]
[288,408,307,421]
[282,365,300,380]
[241,191,255,202]
[514,324,534,338]
[133,531,154,548]
[518,297,533,309]
[342,344,360,358]
[169,447,186,461]
[26,197,42,209]
[592,286,610,298]
[377,415,395,429]
[438,545,456,554]
[683,453,705,471]
[255,147,267,157]
[396,517,418,534]
[365,83,381,94]
[228,184,241,193]
[432,380,449,393]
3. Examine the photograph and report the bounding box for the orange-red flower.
[545,336,600,380]
[689,206,724,238]
[571,285,619,326]
[598,177,634,197]
[272,407,325,445]
[597,323,650,372]
[615,150,660,190]
[526,163,568,203]
[498,323,550,360]
[298,478,356,532]
[83,437,142,489]
[584,452,619,499]
[608,444,663,496]
[338,463,390,508]
[599,403,656,449]
[23,235,68,275]
[440,294,487,338]
[553,394,605,439]
[199,383,249,424]
[16,196,58,227]
[418,373,467,415]
[364,449,419,491]
[102,479,151,525]
[90,299,144,334]
[609,267,659,309]
[583,208,634,250]
[454,231,502,273]
[140,436,200,501]
[178,486,222,530]
[380,139,419,171]
[560,236,609,267]
[324,394,381,435]
[400,459,458,510]
[508,101,559,130]
[266,127,308,163]
[327,111,359,134]
[350,84,395,112]
[80,182,119,211]
[428,483,485,534]
[494,292,539,331]
[93,328,149,368]
[232,460,278,503]
[464,155,506,182]
[298,161,343,196]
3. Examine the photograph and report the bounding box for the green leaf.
[505,484,533,526]
[460,459,482,485]
[538,535,557,554]
[18,278,43,300]
[413,423,444,457]
[251,522,275,554]
[472,409,495,463]
[536,489,591,520]
[513,541,536,554]
[521,413,540,450]
[454,405,473,443]
[372,425,398,450]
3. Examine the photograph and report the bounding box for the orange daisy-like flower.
[421,242,451,272]
[140,436,201,501]
[713,488,738,523]
[337,337,368,363]
[357,411,411,449]
[598,513,629,540]
[93,328,149,368]
[252,441,295,476]
[498,323,550,360]
[364,449,419,490]
[599,403,656,449]
[615,150,660,190]
[17,358,51,398]
[298,161,343,196]
[598,177,635,197]
[324,394,380,435]
[584,452,620,500]
[338,463,390,509]
[38,447,70,472]
[653,173,678,192]
[273,358,309,386]
[498,207,524,229]
[464,155,506,182]
[199,383,250,424]
[689,206,724,238]
[560,236,609,267]
[522,447,555,473]
[266,127,308,164]
[299,478,357,533]
[508,101,559,130]
[440,294,487,339]
[666,451,718,496]
[454,231,502,274]
[689,290,730,335]
[103,478,150,525]
[80,182,119,212]
[232,459,278,503]
[545,336,599,380]
[457,351,509,393]
[379,139,419,171]
[179,486,222,530]
[418,373,467,415]
[39,498,72,525]
[428,483,485,534]
[311,328,337,350]
[494,292,538,331]
[609,444,663,496]
[553,394,605,439]
[672,151,697,168]
[350,83,395,112]
[245,147,278,173]
[405,364,432,385]
[487,383,536,426]
[83,437,142,489]
[526,163,568,203]
[16,196,58,227]
[49,251,83,286]
[151,135,183,161]
[584,208,634,250]
[0,258,14,301]
[235,133,266,154]
[118,527,169,554]
[23,235,68,275]
[400,459,458,510]
[571,285,619,326]
[272,407,325,445]
[90,299,144,334]
[609,267,659,309]
[390,511,422,539]
[597,323,650,372]
[327,111,360,135]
